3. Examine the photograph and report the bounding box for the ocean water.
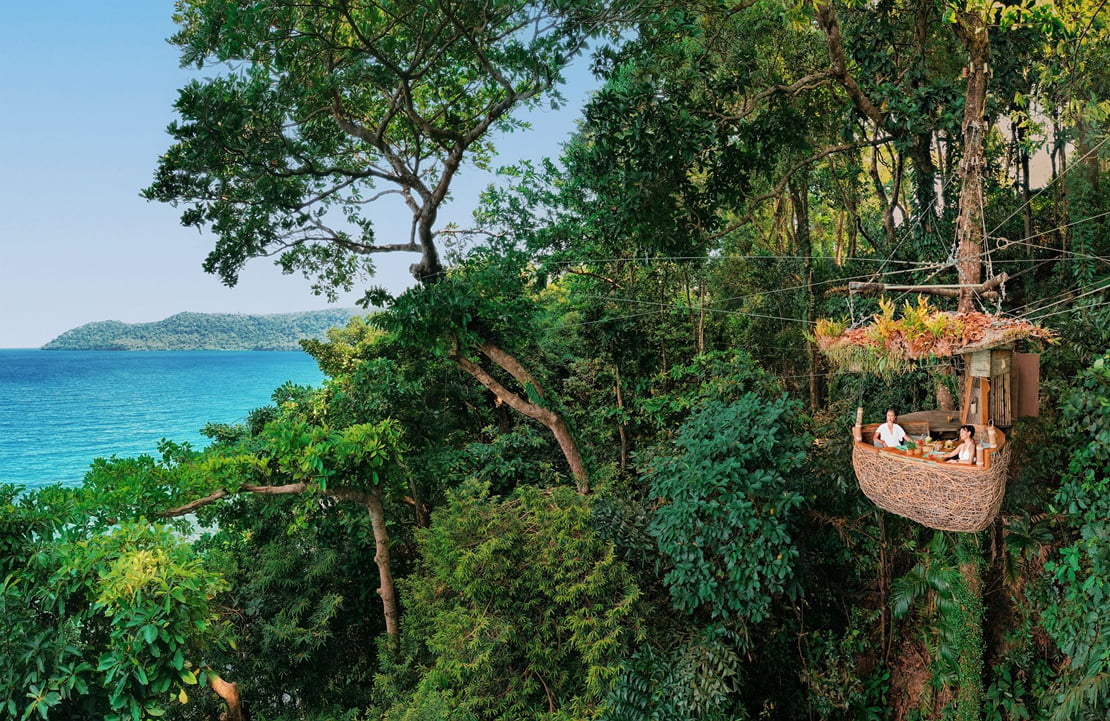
[0,350,325,489]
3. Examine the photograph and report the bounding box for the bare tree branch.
[564,268,624,288]
[157,482,372,518]
[709,71,837,121]
[813,0,889,128]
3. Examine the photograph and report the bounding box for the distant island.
[42,309,361,351]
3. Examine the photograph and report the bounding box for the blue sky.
[0,2,595,348]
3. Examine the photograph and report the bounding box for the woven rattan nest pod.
[852,422,1010,532]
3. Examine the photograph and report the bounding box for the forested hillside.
[5,1,1110,720]
[41,309,359,350]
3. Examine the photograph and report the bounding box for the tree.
[68,395,405,719]
[146,0,619,289]
[0,486,233,721]
[374,482,642,720]
[645,393,807,624]
[376,246,592,491]
[590,352,813,719]
[157,417,405,638]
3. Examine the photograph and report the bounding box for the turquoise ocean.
[0,350,324,489]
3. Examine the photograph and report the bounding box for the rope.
[985,133,1110,242]
[987,209,1110,262]
[1030,297,1110,323]
[870,168,962,284]
[543,253,947,267]
[1023,279,1110,322]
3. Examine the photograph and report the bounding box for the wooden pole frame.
[848,273,1007,300]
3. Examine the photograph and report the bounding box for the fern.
[1050,672,1110,721]
[891,567,929,619]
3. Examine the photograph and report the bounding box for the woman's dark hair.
[885,408,897,416]
[961,424,976,438]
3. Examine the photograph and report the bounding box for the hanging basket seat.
[851,421,1009,532]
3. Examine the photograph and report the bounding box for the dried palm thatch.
[815,297,1054,377]
[851,426,1010,532]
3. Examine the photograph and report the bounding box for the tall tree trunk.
[828,153,861,258]
[659,278,669,375]
[936,366,957,411]
[1016,119,1033,257]
[954,548,986,720]
[683,269,705,354]
[162,482,402,641]
[910,0,938,233]
[614,364,628,472]
[869,144,898,248]
[1059,121,1069,253]
[365,486,400,641]
[409,474,430,528]
[910,0,936,230]
[697,281,707,355]
[790,177,821,412]
[1050,113,1069,251]
[877,513,893,662]
[1078,119,1101,191]
[910,132,938,233]
[953,12,990,313]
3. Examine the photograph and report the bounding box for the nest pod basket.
[851,423,1010,532]
[819,303,1047,531]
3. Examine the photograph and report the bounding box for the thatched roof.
[815,298,1055,375]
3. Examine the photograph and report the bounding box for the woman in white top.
[874,409,908,448]
[944,425,976,464]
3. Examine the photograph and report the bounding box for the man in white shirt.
[874,408,908,448]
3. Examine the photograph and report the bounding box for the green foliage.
[195,492,388,717]
[602,624,745,721]
[984,665,1033,721]
[645,391,808,623]
[0,507,230,721]
[950,548,985,721]
[1035,354,1110,720]
[374,246,540,355]
[300,315,386,376]
[458,425,561,493]
[560,58,726,259]
[80,397,404,526]
[889,532,985,715]
[306,310,561,511]
[71,524,228,721]
[378,481,642,720]
[186,384,408,717]
[797,608,890,721]
[633,350,786,434]
[46,383,409,719]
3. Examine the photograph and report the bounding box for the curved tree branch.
[451,344,589,492]
[813,0,889,129]
[156,479,397,639]
[158,481,375,518]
